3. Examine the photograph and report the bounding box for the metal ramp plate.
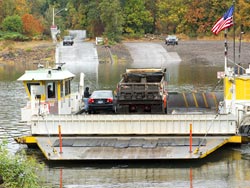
[36,136,230,160]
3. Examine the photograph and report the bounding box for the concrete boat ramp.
[35,136,238,160]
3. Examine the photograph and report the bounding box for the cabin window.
[60,81,64,98]
[27,83,40,97]
[65,80,71,96]
[47,82,56,98]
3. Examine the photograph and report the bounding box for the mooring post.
[189,123,192,153]
[58,125,63,154]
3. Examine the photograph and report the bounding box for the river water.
[1,41,250,188]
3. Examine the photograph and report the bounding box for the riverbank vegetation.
[0,142,44,188]
[0,0,250,43]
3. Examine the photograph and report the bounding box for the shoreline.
[1,39,250,68]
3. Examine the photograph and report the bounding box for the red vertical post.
[190,168,193,188]
[60,168,63,188]
[189,123,192,153]
[58,125,63,154]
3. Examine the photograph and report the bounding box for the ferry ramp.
[35,136,240,160]
[24,113,241,160]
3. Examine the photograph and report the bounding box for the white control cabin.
[18,66,83,122]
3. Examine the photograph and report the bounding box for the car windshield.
[64,36,72,40]
[168,35,176,39]
[91,91,113,98]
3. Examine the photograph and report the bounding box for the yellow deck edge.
[227,135,242,143]
[199,136,242,158]
[15,136,37,144]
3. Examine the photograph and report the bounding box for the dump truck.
[116,68,168,113]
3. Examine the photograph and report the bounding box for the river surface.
[1,40,250,188]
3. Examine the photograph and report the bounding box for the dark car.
[63,36,74,46]
[165,35,178,45]
[88,90,116,114]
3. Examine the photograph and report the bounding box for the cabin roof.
[17,68,75,81]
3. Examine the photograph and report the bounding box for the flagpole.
[233,0,236,64]
[239,24,244,64]
[224,29,228,74]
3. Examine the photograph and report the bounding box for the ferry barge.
[15,64,250,160]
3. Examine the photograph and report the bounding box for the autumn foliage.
[22,14,44,36]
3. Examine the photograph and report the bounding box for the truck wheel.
[164,107,167,114]
[117,105,129,114]
[162,104,167,114]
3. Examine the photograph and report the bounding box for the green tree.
[2,15,23,33]
[66,1,87,29]
[85,1,104,38]
[145,0,158,34]
[99,0,124,42]
[156,0,190,35]
[0,0,15,23]
[123,0,153,37]
[30,0,48,17]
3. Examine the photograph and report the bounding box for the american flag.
[212,6,234,35]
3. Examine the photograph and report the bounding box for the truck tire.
[117,105,129,114]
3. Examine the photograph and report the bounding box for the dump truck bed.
[117,68,167,113]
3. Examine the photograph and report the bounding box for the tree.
[14,0,31,16]
[0,0,15,23]
[123,0,153,36]
[0,0,249,40]
[145,0,158,34]
[66,1,87,29]
[156,0,190,35]
[85,1,104,38]
[29,0,49,17]
[184,0,233,37]
[2,15,23,33]
[22,14,44,36]
[99,0,124,42]
[236,0,250,32]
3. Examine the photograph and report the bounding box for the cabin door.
[46,81,58,114]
